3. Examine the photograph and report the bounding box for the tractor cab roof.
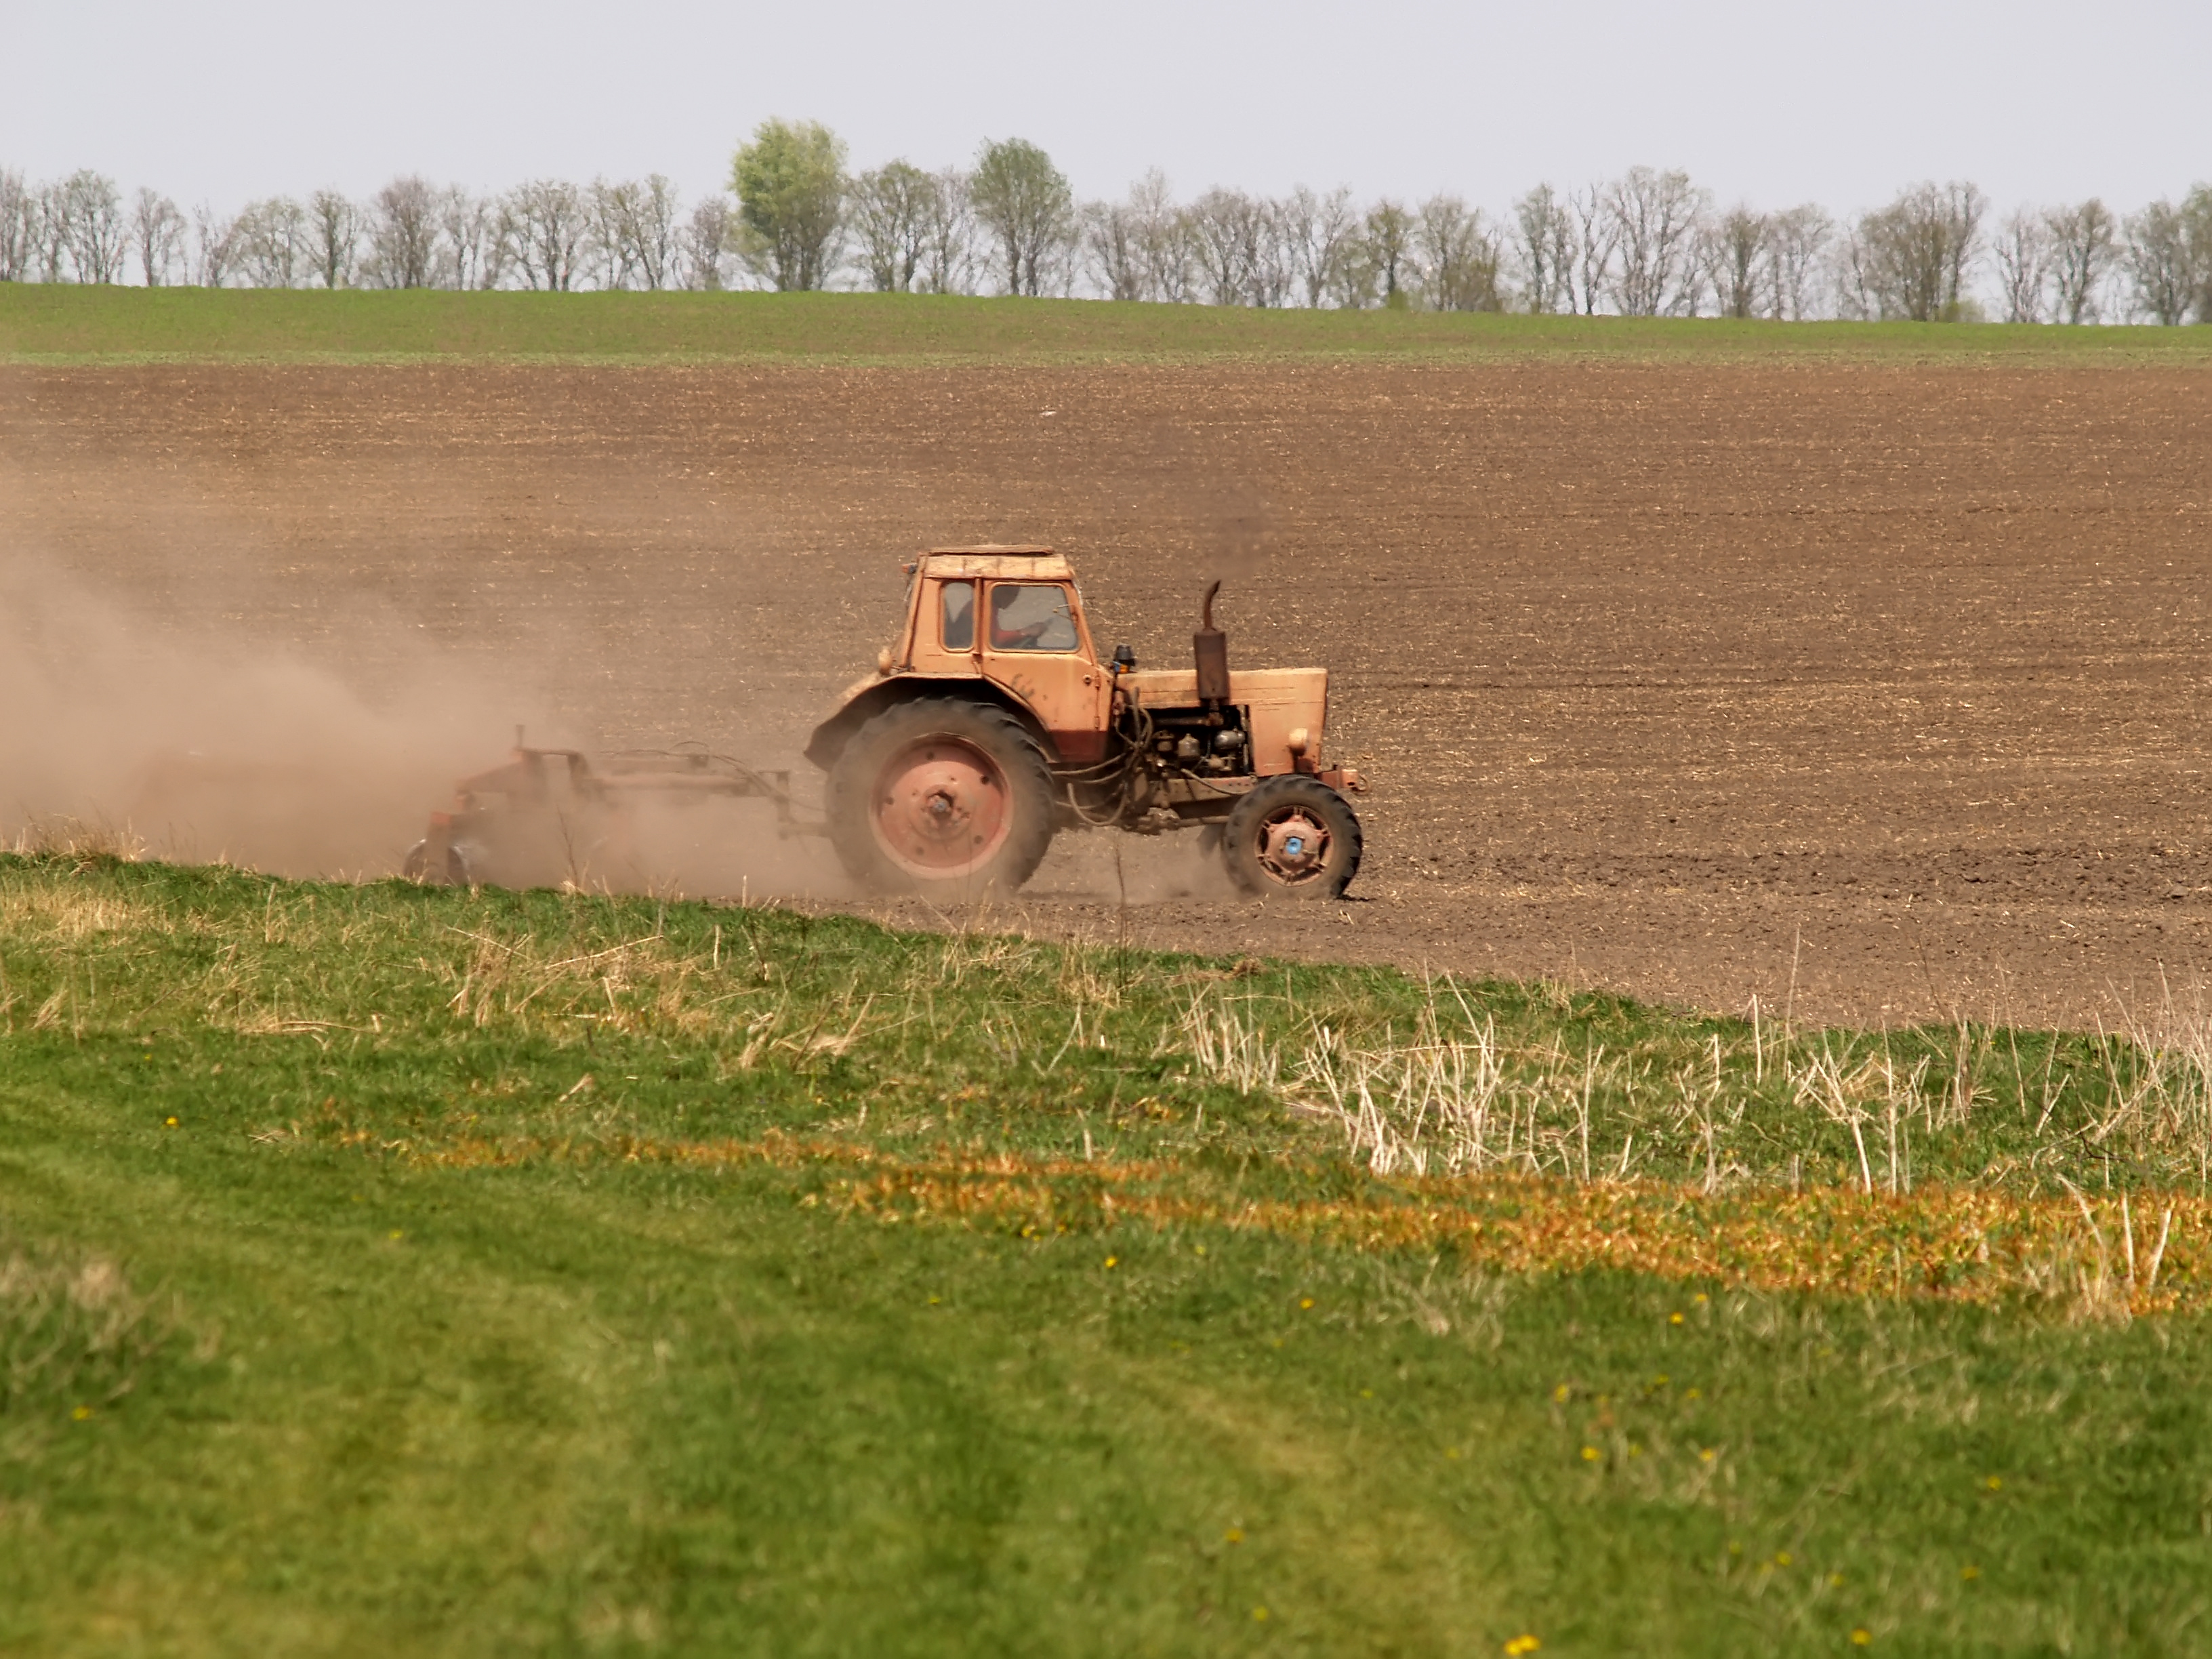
[916,545,1073,580]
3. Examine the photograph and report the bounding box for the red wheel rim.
[871,737,1012,877]
[1254,806,1331,886]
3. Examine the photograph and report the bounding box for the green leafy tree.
[2125,198,2193,323]
[1363,199,1413,307]
[969,138,1072,296]
[731,119,847,291]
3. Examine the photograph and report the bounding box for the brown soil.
[3,359,2209,1030]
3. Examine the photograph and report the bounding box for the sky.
[5,0,2208,218]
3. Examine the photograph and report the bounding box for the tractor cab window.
[939,581,975,651]
[988,583,1078,652]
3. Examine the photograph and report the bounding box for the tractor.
[803,546,1364,899]
[407,546,1364,900]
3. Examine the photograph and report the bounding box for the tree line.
[0,170,729,294]
[5,124,2209,325]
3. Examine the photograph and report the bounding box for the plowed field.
[4,359,2209,1028]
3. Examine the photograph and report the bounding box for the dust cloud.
[0,556,847,900]
[1025,826,1238,905]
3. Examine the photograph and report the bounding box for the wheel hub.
[1256,809,1330,883]
[873,739,1010,876]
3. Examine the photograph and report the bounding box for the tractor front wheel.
[827,698,1057,897]
[1221,776,1362,900]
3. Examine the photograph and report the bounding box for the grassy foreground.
[4,853,2212,1656]
[5,285,2212,366]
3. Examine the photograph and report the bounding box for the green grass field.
[5,284,2211,365]
[4,851,2211,1656]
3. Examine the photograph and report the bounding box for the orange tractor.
[409,546,1364,899]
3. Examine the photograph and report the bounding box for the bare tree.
[305,190,360,289]
[589,179,643,289]
[1605,167,1706,316]
[680,196,733,290]
[1831,223,1878,321]
[919,167,975,295]
[1277,185,1357,309]
[367,176,439,288]
[56,171,128,283]
[632,176,680,290]
[1124,170,1192,302]
[1184,187,1288,306]
[0,169,32,281]
[504,180,588,291]
[190,204,239,287]
[33,182,70,281]
[1704,205,1768,319]
[970,138,1073,296]
[234,197,308,287]
[441,188,504,289]
[848,161,937,293]
[1414,195,1502,312]
[2045,198,2117,325]
[1081,197,1145,301]
[1763,205,1831,319]
[1510,184,1576,314]
[131,188,186,287]
[1188,187,1265,306]
[1992,207,2051,323]
[1568,184,1616,315]
[586,176,679,291]
[1853,181,1986,321]
[1249,199,1292,307]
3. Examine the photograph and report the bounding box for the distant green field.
[4,283,2211,365]
[5,851,2212,1656]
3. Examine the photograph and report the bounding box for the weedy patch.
[0,880,165,946]
[391,1128,2204,1317]
[1181,977,2212,1197]
[4,817,148,865]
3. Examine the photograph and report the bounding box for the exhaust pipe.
[1194,579,1230,703]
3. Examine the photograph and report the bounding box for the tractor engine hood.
[1121,665,1330,777]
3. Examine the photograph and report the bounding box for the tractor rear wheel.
[827,698,1057,897]
[1221,776,1361,900]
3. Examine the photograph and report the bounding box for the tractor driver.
[988,582,1079,652]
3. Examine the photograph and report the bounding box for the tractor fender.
[804,674,1053,772]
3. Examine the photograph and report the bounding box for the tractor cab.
[807,548,1115,771]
